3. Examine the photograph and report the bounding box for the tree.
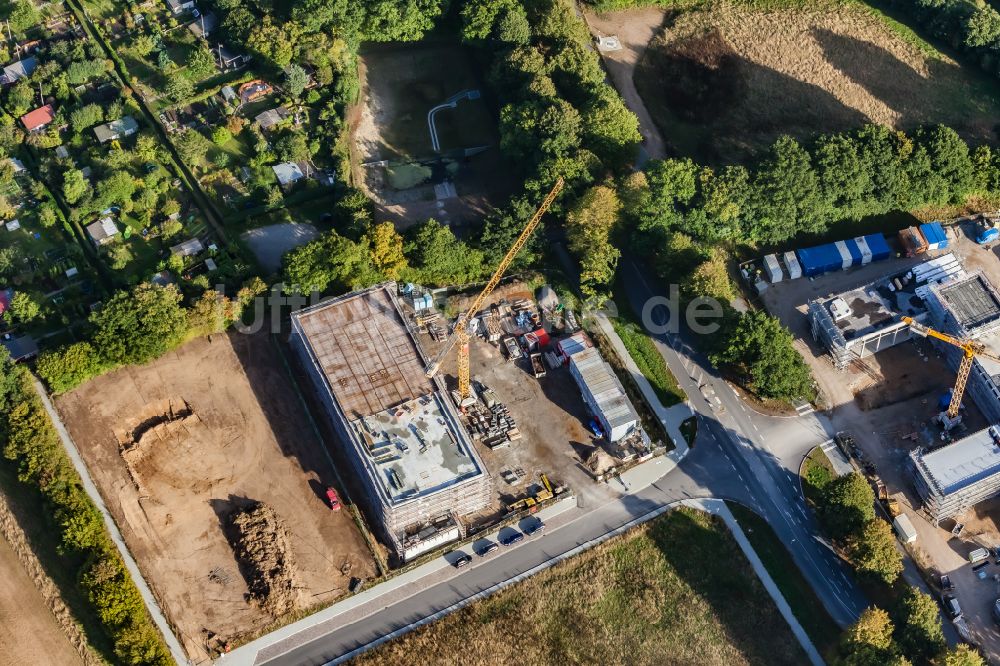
[165,75,194,103]
[185,47,216,80]
[175,129,209,167]
[749,135,828,242]
[8,0,39,33]
[580,85,641,168]
[285,64,309,99]
[405,220,484,286]
[157,50,173,72]
[36,342,105,393]
[711,310,815,401]
[211,126,232,145]
[894,587,945,662]
[686,248,736,303]
[90,284,189,366]
[965,8,1000,48]
[62,169,88,205]
[0,247,19,279]
[70,104,104,134]
[38,205,58,228]
[850,519,904,585]
[939,645,985,666]
[364,222,408,280]
[283,231,376,293]
[822,472,876,539]
[841,607,900,666]
[96,171,137,210]
[363,0,446,42]
[8,292,40,323]
[276,131,311,162]
[566,185,621,301]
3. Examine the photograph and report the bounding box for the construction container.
[569,348,638,443]
[763,253,783,283]
[899,226,928,257]
[782,251,802,279]
[796,243,843,277]
[893,514,917,544]
[920,222,949,250]
[864,234,892,262]
[854,237,873,265]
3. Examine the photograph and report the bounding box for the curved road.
[236,259,867,666]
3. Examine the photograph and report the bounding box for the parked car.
[523,519,545,536]
[940,574,954,592]
[993,599,1000,624]
[349,577,365,593]
[477,541,499,557]
[325,486,341,511]
[500,530,524,546]
[452,553,473,569]
[943,595,962,620]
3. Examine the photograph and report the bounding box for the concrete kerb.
[30,377,190,665]
[315,498,823,666]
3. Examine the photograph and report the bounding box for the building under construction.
[923,271,1000,424]
[290,283,492,561]
[808,253,965,369]
[911,426,1000,521]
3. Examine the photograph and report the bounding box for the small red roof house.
[20,104,54,132]
[238,80,271,104]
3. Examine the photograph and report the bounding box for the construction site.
[759,218,1000,650]
[290,180,657,563]
[54,333,377,662]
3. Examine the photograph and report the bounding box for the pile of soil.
[227,502,303,617]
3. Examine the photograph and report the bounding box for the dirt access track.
[605,1,1000,162]
[56,333,376,662]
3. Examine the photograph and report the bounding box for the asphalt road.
[251,260,867,666]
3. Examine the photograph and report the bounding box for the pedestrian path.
[683,498,825,666]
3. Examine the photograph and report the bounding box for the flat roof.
[571,347,636,429]
[937,274,1000,331]
[352,393,479,502]
[294,284,433,419]
[915,427,1000,495]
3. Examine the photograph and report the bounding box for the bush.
[36,342,107,394]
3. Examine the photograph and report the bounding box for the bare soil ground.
[352,44,515,228]
[56,333,376,662]
[633,1,1000,162]
[0,533,82,666]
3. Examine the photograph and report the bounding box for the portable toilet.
[782,251,802,279]
[763,254,783,283]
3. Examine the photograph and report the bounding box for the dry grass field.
[352,507,806,666]
[633,1,1000,162]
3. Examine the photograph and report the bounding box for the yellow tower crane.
[902,315,1000,423]
[424,177,564,402]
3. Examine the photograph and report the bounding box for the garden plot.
[353,44,514,227]
[55,332,377,662]
[633,1,1000,162]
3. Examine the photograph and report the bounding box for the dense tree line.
[0,350,171,664]
[37,279,265,393]
[625,124,994,249]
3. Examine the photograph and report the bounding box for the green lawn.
[354,507,807,666]
[727,501,843,659]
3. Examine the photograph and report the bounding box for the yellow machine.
[903,316,1000,423]
[424,177,564,402]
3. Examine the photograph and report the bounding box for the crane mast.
[425,177,564,401]
[902,316,1000,422]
